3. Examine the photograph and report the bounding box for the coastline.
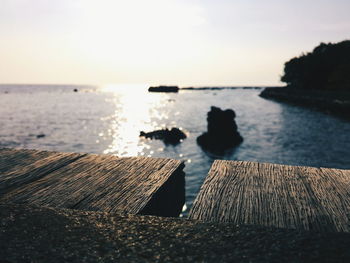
[260,87,350,121]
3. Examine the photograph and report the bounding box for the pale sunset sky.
[0,0,349,86]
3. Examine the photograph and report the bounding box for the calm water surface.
[1,84,349,212]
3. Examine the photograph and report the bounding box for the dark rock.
[148,86,179,93]
[73,88,78,92]
[36,134,46,139]
[140,128,186,145]
[197,106,243,152]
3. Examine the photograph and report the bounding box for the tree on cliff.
[281,40,350,91]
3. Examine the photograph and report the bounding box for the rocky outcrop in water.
[197,106,243,152]
[140,128,186,145]
[148,86,179,93]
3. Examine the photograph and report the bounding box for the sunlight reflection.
[102,84,171,157]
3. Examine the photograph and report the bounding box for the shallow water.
[1,84,349,212]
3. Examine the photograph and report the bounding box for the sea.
[1,84,349,213]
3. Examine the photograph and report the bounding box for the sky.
[0,0,349,86]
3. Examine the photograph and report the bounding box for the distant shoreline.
[180,86,274,91]
[0,84,280,91]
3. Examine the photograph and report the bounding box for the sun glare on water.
[101,84,171,157]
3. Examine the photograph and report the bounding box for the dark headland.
[260,40,350,120]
